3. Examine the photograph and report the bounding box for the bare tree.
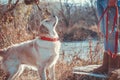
[89,0,98,23]
[58,0,75,27]
[58,0,81,28]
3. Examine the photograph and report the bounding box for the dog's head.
[40,15,58,34]
[27,15,58,36]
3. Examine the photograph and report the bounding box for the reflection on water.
[60,40,104,62]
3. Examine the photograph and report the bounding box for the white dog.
[0,15,61,80]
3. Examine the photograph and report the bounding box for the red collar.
[39,36,59,42]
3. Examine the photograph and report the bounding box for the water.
[60,40,104,62]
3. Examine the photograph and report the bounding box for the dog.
[0,15,61,80]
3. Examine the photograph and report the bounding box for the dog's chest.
[36,40,61,65]
[37,44,59,61]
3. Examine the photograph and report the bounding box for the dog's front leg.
[48,65,56,80]
[7,67,19,80]
[11,66,24,80]
[38,66,47,80]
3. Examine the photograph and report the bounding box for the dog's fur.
[0,16,61,80]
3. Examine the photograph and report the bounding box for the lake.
[60,40,104,62]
